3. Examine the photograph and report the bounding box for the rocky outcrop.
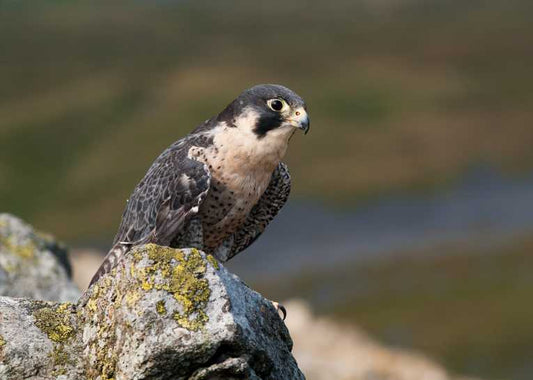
[0,214,79,303]
[0,214,304,380]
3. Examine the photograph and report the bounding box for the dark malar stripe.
[254,113,283,138]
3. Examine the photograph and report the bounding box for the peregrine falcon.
[89,84,309,295]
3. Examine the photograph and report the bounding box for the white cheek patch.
[206,106,294,173]
[233,107,260,134]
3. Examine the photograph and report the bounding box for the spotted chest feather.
[188,139,277,250]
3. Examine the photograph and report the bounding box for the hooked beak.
[290,108,310,134]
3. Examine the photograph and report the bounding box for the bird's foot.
[271,301,287,320]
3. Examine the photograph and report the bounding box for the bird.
[89,84,309,316]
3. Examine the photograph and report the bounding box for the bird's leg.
[271,301,287,321]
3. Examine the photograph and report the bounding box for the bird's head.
[218,84,310,139]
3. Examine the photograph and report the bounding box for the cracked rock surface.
[0,214,304,380]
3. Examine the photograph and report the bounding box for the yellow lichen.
[131,244,211,331]
[83,244,213,379]
[86,298,98,313]
[86,284,100,312]
[31,303,75,375]
[33,303,75,343]
[125,290,141,308]
[100,352,118,380]
[56,302,72,315]
[141,281,153,291]
[92,284,100,297]
[156,300,167,315]
[82,263,124,380]
[88,303,118,380]
[0,333,5,361]
[206,254,220,270]
[50,345,72,376]
[0,235,36,259]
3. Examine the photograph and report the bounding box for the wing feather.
[89,139,211,286]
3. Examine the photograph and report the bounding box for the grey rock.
[0,214,304,380]
[0,214,80,302]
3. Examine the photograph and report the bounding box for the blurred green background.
[1,1,533,379]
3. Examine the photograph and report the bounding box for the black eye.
[268,99,284,111]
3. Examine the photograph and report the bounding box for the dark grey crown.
[217,84,306,137]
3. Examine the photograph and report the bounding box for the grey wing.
[89,146,210,286]
[223,162,291,261]
[115,149,210,246]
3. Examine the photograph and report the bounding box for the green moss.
[33,303,75,343]
[132,244,211,331]
[206,254,220,270]
[0,334,5,347]
[156,300,167,315]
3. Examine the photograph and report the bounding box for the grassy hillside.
[258,237,533,380]
[1,0,532,242]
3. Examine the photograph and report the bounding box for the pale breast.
[187,122,291,250]
[189,144,276,250]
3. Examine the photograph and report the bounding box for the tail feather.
[88,243,130,287]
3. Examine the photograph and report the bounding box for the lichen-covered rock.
[0,230,305,379]
[0,214,80,303]
[78,244,303,380]
[0,298,83,379]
